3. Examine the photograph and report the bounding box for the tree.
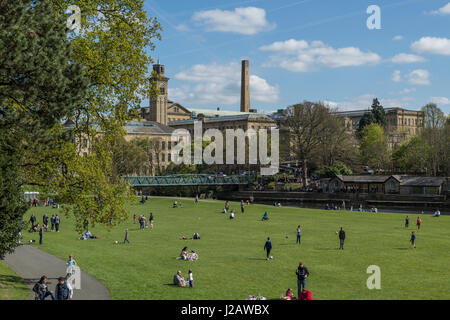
[392,136,430,174]
[357,98,386,134]
[359,123,391,171]
[285,102,333,186]
[422,103,445,129]
[0,0,88,255]
[316,116,358,170]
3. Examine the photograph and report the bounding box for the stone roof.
[64,120,175,135]
[334,175,392,183]
[170,113,276,126]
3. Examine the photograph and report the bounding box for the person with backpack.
[55,277,70,300]
[296,262,310,297]
[33,276,55,300]
[264,237,272,260]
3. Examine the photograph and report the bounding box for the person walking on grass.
[264,237,272,260]
[149,213,154,229]
[133,214,136,224]
[338,227,346,250]
[241,200,245,213]
[416,216,422,230]
[295,262,309,297]
[50,214,55,231]
[124,228,130,243]
[411,231,416,248]
[405,215,409,228]
[296,225,301,245]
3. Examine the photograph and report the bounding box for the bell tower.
[149,62,169,125]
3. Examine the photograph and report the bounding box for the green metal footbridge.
[124,174,255,187]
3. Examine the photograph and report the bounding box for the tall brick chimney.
[240,60,250,112]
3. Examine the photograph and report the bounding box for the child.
[188,270,194,288]
[285,288,294,299]
[66,254,77,279]
[230,210,235,219]
[411,231,416,248]
[416,216,421,230]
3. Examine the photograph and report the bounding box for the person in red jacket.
[416,216,422,230]
[300,288,313,300]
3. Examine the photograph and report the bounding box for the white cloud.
[430,3,450,15]
[391,53,426,64]
[260,39,381,72]
[325,94,415,112]
[430,96,450,105]
[393,35,404,41]
[407,69,430,85]
[392,70,402,82]
[393,88,416,95]
[192,7,275,35]
[170,62,279,106]
[411,37,450,56]
[175,24,190,32]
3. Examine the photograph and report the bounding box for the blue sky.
[143,0,450,114]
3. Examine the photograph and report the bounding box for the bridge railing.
[123,174,255,187]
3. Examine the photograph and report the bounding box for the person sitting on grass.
[177,247,188,260]
[433,209,441,217]
[230,210,235,219]
[300,288,313,300]
[188,250,198,261]
[285,288,295,300]
[173,201,178,208]
[262,211,269,221]
[193,233,200,240]
[173,270,186,287]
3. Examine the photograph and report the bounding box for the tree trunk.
[302,159,308,187]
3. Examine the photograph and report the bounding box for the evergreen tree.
[0,0,87,256]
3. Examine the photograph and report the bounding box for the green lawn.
[0,261,29,300]
[21,197,450,300]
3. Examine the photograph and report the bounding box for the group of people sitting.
[80,230,99,240]
[180,233,201,240]
[177,247,199,261]
[173,201,184,208]
[281,288,313,300]
[173,270,194,288]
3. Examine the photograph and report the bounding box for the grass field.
[0,261,29,300]
[20,197,450,300]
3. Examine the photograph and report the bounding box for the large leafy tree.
[0,0,87,256]
[359,123,391,172]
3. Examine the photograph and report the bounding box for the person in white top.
[433,209,441,217]
[188,270,194,288]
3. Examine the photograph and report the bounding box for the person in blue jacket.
[264,237,272,260]
[262,211,269,221]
